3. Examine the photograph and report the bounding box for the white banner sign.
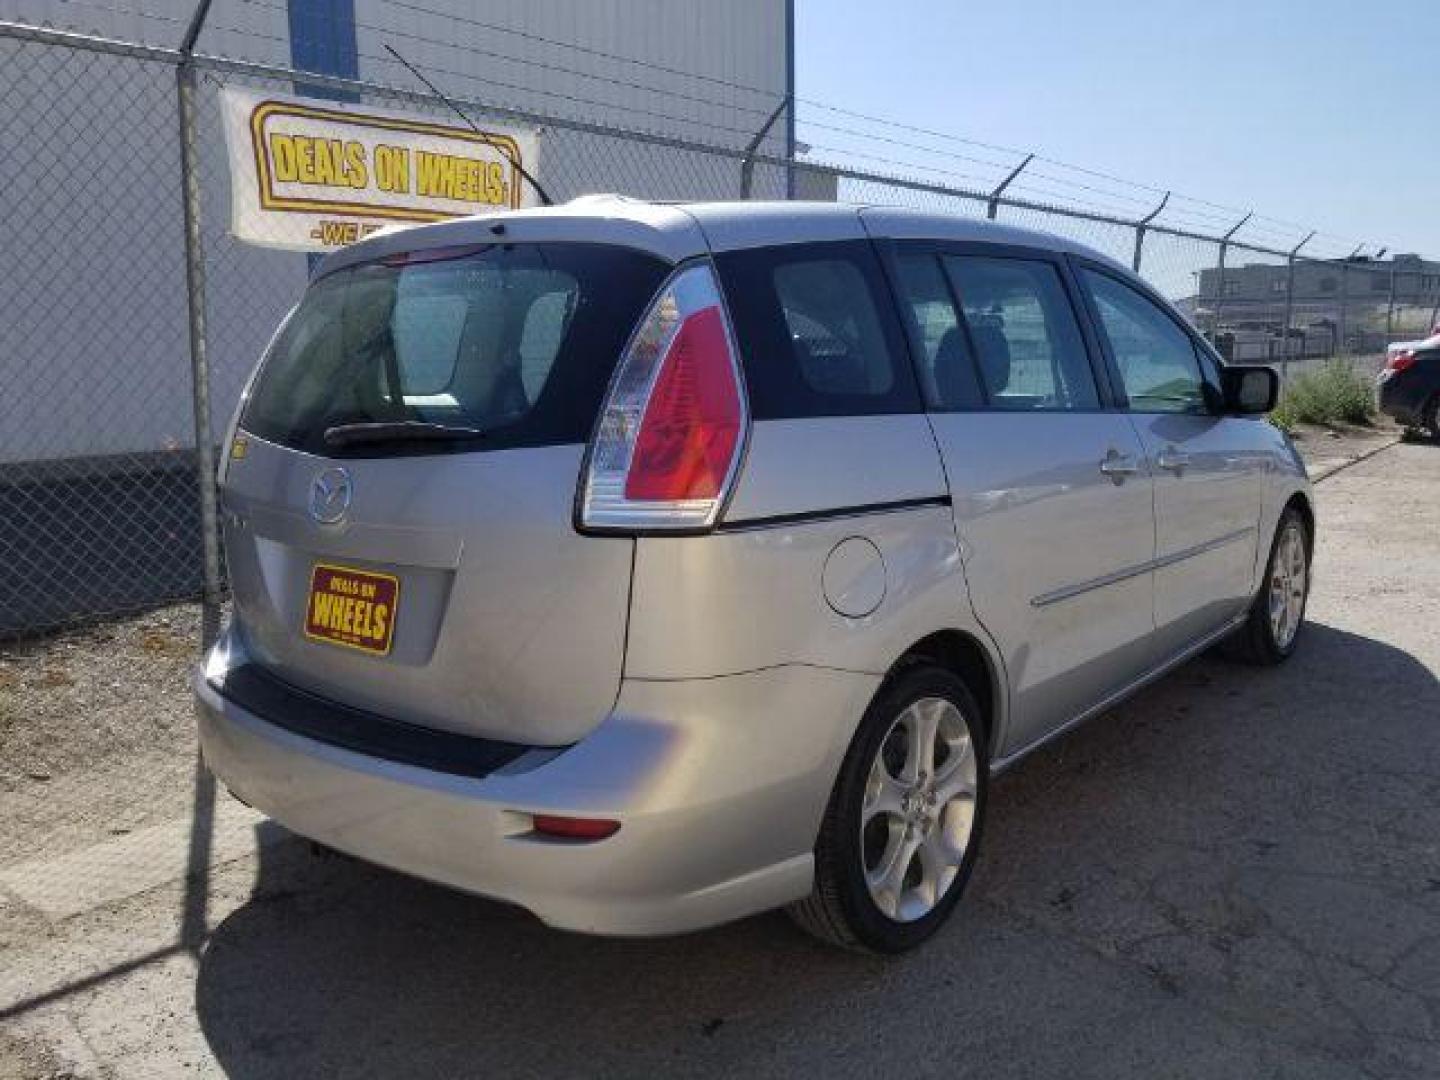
[220,88,542,252]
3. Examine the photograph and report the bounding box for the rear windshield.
[241,243,669,456]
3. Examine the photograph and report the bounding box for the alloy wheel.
[1268,523,1308,650]
[860,697,978,922]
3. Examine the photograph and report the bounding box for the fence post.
[1211,211,1252,337]
[739,94,790,200]
[1337,244,1362,360]
[1281,231,1314,383]
[176,0,221,648]
[1335,268,1344,358]
[986,153,1032,220]
[1131,191,1169,273]
[1211,244,1227,337]
[1386,267,1397,338]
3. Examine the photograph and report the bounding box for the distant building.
[1194,253,1440,332]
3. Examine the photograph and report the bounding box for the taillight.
[1387,350,1417,373]
[579,262,747,531]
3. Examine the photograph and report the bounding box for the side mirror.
[1221,365,1279,415]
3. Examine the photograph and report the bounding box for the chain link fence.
[0,32,204,640]
[1,15,1434,641]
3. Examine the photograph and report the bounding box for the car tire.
[1423,395,1440,441]
[1222,505,1311,666]
[788,665,988,953]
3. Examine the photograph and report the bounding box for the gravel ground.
[0,606,199,789]
[0,608,203,868]
[0,439,1436,1078]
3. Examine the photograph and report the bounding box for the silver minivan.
[197,197,1312,953]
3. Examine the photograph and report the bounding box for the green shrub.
[1270,360,1376,430]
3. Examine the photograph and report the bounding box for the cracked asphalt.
[1,440,1437,1079]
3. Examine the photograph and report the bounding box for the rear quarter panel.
[625,415,1007,749]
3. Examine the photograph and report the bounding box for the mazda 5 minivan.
[197,197,1313,953]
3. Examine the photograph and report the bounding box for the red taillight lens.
[531,814,621,841]
[579,263,747,531]
[1387,350,1417,373]
[625,306,741,502]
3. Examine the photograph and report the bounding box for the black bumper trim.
[213,663,535,780]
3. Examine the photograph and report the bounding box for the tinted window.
[715,241,920,419]
[891,253,984,410]
[1082,269,1211,414]
[774,260,894,396]
[942,256,1100,411]
[242,243,668,456]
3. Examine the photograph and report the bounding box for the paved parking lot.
[1,440,1437,1079]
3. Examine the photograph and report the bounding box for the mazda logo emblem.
[309,466,353,525]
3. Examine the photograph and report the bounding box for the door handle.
[1156,448,1191,473]
[1099,450,1140,483]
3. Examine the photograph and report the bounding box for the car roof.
[317,195,1128,279]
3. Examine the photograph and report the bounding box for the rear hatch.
[219,240,671,746]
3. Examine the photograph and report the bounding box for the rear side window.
[942,256,1100,411]
[241,243,669,456]
[715,241,920,419]
[1081,268,1212,414]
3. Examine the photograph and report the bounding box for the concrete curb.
[1308,436,1402,483]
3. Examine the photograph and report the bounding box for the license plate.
[304,563,400,656]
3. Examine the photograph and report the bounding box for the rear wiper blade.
[323,420,487,448]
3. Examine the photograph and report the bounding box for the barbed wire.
[5,0,1408,257]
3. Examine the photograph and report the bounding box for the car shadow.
[194,621,1438,1078]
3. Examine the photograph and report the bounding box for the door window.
[1082,269,1212,415]
[941,256,1100,410]
[890,253,985,409]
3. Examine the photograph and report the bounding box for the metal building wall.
[353,0,790,149]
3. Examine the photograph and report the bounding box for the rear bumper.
[195,638,878,936]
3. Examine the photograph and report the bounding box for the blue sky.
[795,0,1436,261]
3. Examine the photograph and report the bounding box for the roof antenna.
[383,43,553,207]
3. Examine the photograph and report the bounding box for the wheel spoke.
[863,756,907,826]
[918,829,959,876]
[933,737,976,803]
[898,701,940,783]
[867,826,920,917]
[940,792,977,845]
[914,831,959,912]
